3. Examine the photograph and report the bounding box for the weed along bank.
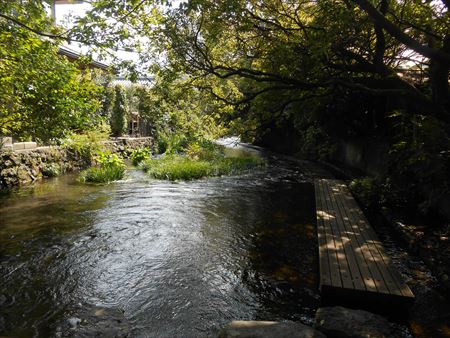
[0,137,152,189]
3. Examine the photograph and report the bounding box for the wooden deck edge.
[320,283,415,309]
[320,282,415,300]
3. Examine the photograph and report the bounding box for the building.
[58,46,110,70]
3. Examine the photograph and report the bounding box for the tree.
[111,85,128,136]
[0,0,104,143]
[2,0,449,216]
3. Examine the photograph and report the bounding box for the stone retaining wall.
[0,137,152,189]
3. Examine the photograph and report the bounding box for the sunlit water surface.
[1,146,320,337]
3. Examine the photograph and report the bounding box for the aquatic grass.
[78,151,126,184]
[142,156,211,180]
[141,154,265,181]
[78,165,126,184]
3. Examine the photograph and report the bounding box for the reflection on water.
[0,148,318,337]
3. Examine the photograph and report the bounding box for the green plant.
[79,165,125,184]
[61,128,109,162]
[186,140,223,161]
[142,155,212,180]
[349,177,384,209]
[141,152,265,181]
[130,147,151,165]
[157,131,190,154]
[41,163,61,177]
[0,4,103,143]
[386,111,450,214]
[101,85,116,117]
[79,150,126,183]
[299,125,337,161]
[96,151,125,168]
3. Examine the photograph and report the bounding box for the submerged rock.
[314,306,396,338]
[218,320,326,338]
[67,317,81,328]
[58,305,130,338]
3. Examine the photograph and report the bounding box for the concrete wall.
[0,137,152,189]
[0,137,39,151]
[336,138,390,176]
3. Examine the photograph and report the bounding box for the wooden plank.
[323,181,367,291]
[336,183,404,296]
[316,180,342,288]
[320,180,354,290]
[314,181,332,287]
[328,180,381,293]
[335,183,414,298]
[331,181,391,295]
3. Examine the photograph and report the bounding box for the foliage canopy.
[0,1,104,142]
[1,0,450,216]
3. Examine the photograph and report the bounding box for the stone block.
[13,143,25,150]
[23,142,37,149]
[219,321,326,338]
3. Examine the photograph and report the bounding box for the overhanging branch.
[0,13,65,40]
[352,0,450,65]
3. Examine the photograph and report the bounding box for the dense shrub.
[186,140,223,161]
[385,112,450,215]
[0,2,104,143]
[61,127,110,163]
[157,131,190,154]
[298,125,337,161]
[130,147,151,165]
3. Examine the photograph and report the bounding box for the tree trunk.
[429,36,450,121]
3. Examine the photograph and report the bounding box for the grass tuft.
[78,165,125,184]
[141,153,265,181]
[79,151,126,184]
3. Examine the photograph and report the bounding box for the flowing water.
[0,145,319,337]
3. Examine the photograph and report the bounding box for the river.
[1,145,319,337]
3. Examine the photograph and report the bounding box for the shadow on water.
[0,144,422,337]
[0,147,319,337]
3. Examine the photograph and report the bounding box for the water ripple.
[0,150,320,337]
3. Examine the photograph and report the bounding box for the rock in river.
[218,320,326,338]
[314,306,396,338]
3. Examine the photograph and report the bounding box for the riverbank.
[0,137,152,189]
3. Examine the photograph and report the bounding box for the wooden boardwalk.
[314,178,414,303]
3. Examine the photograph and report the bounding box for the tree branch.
[197,84,298,106]
[352,0,450,65]
[373,0,388,68]
[0,13,65,40]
